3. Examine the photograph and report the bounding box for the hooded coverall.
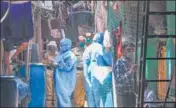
[83,33,105,107]
[54,38,77,107]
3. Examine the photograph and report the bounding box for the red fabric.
[116,22,123,59]
[113,3,119,12]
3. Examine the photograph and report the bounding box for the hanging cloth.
[1,1,34,51]
[116,22,122,59]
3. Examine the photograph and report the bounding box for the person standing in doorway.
[113,41,137,107]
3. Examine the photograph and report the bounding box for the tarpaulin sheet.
[1,1,33,51]
[16,78,28,102]
[17,64,46,107]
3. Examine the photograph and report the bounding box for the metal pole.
[135,1,140,64]
[26,40,32,82]
[108,1,117,107]
[134,0,140,94]
[137,1,146,107]
[36,1,43,61]
[112,31,117,107]
[140,0,150,107]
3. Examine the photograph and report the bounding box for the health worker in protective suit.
[99,30,114,107]
[78,33,93,49]
[83,32,104,107]
[54,38,77,107]
[85,32,93,47]
[42,41,58,107]
[78,36,86,48]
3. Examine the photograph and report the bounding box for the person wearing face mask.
[83,32,104,107]
[42,41,58,107]
[53,38,77,107]
[85,32,93,47]
[71,36,86,107]
[71,34,93,107]
[78,36,86,48]
[113,41,137,107]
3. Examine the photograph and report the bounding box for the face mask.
[86,38,92,43]
[126,52,135,64]
[79,42,85,48]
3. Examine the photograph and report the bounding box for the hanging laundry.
[66,7,74,26]
[1,1,34,51]
[41,18,51,40]
[50,19,60,29]
[113,2,119,12]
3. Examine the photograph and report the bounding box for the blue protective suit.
[99,48,114,107]
[83,46,94,107]
[83,33,105,107]
[54,38,77,107]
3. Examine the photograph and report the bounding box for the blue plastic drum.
[17,64,46,107]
